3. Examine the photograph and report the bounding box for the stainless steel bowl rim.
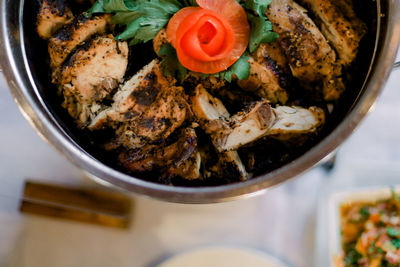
[0,0,399,203]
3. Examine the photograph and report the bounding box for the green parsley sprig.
[214,53,251,82]
[242,0,279,52]
[87,0,184,45]
[158,43,188,82]
[87,0,278,82]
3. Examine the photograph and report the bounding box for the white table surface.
[0,52,399,267]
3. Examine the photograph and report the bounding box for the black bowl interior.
[21,0,382,187]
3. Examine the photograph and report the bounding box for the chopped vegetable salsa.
[339,191,400,267]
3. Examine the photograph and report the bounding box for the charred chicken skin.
[117,128,200,180]
[298,0,367,65]
[37,0,74,40]
[267,0,345,101]
[49,14,112,70]
[58,35,129,126]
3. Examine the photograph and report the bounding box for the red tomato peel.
[167,7,201,48]
[166,0,250,74]
[178,12,234,62]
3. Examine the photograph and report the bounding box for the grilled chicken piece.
[49,14,112,69]
[213,103,325,151]
[89,60,176,130]
[237,56,289,104]
[165,151,202,180]
[254,42,289,71]
[208,101,276,152]
[37,0,74,40]
[107,86,188,150]
[118,128,201,180]
[191,85,249,180]
[268,106,325,141]
[298,0,366,65]
[192,85,325,151]
[183,72,227,92]
[239,42,292,104]
[132,86,188,143]
[208,151,249,181]
[192,85,273,152]
[138,86,188,139]
[191,84,230,122]
[267,0,345,101]
[59,35,128,126]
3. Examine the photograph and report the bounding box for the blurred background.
[0,51,399,267]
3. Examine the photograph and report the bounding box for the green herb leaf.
[103,0,134,11]
[392,239,400,249]
[88,0,182,45]
[248,14,279,52]
[244,0,272,17]
[159,43,188,82]
[387,227,400,237]
[243,0,278,52]
[359,206,370,219]
[87,0,106,15]
[215,53,250,82]
[229,53,251,80]
[343,248,362,265]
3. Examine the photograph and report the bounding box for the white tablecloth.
[0,52,399,267]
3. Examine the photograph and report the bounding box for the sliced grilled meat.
[89,60,176,130]
[239,42,292,104]
[118,128,201,180]
[267,0,345,101]
[191,84,230,122]
[49,13,111,69]
[165,151,202,180]
[192,85,325,151]
[37,0,74,40]
[268,105,325,141]
[59,35,128,126]
[131,86,188,143]
[105,86,188,150]
[254,42,289,71]
[207,151,249,181]
[298,0,366,65]
[183,72,227,92]
[237,56,289,104]
[192,86,275,152]
[191,85,249,180]
[208,100,276,152]
[214,103,325,151]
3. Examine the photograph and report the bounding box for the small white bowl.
[157,246,289,267]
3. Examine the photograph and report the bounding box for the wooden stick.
[20,181,132,229]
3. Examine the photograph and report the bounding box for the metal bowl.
[0,0,399,203]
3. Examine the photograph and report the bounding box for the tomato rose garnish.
[166,0,250,74]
